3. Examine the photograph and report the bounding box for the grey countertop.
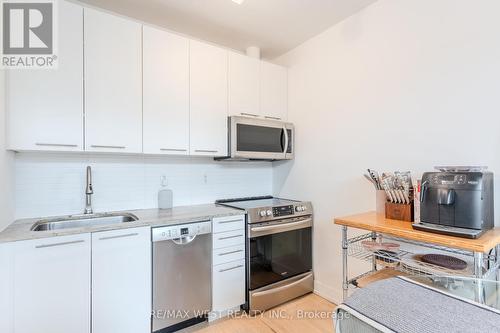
[0,204,244,244]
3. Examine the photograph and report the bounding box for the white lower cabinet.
[7,234,92,333]
[212,215,246,234]
[211,215,246,319]
[92,227,152,333]
[0,244,13,333]
[212,259,246,313]
[212,229,245,249]
[0,227,152,333]
[213,244,245,266]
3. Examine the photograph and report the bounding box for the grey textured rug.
[343,277,500,333]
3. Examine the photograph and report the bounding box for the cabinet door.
[11,235,91,333]
[92,227,151,333]
[260,62,288,121]
[212,259,246,312]
[228,52,260,117]
[189,40,228,156]
[0,244,14,332]
[84,8,142,153]
[143,26,189,155]
[6,0,83,151]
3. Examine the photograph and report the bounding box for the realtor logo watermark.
[1,0,58,68]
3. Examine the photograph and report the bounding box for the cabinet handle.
[218,249,243,256]
[35,240,85,249]
[240,113,259,117]
[99,233,139,241]
[91,145,126,149]
[160,148,187,152]
[264,116,282,121]
[195,149,218,153]
[217,219,243,224]
[35,143,78,148]
[219,264,244,273]
[218,234,243,240]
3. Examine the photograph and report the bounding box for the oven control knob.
[259,211,267,217]
[301,205,307,211]
[266,210,273,216]
[295,206,301,212]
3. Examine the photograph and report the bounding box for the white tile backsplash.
[14,153,273,219]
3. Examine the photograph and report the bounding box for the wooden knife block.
[385,202,414,222]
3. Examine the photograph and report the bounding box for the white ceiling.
[78,0,377,59]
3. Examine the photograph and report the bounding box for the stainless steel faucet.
[84,166,94,214]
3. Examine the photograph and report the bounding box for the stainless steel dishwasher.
[152,221,212,333]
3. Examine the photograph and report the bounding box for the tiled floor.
[191,294,336,333]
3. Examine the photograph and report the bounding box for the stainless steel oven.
[216,196,313,312]
[248,216,313,311]
[221,116,294,160]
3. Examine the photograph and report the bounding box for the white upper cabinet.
[84,8,142,153]
[260,62,288,121]
[9,234,91,333]
[189,40,228,156]
[4,3,288,156]
[92,227,151,333]
[228,52,260,117]
[143,26,189,155]
[6,0,84,151]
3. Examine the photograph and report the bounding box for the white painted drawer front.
[213,244,245,266]
[213,230,245,250]
[213,215,245,234]
[212,259,246,312]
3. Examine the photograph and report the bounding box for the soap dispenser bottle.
[158,176,173,209]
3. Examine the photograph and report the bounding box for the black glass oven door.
[249,227,312,291]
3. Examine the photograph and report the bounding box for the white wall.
[273,0,500,304]
[15,153,272,219]
[0,71,15,231]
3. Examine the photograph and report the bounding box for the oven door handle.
[250,218,312,237]
[252,273,313,297]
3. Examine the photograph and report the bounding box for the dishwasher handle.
[171,235,197,245]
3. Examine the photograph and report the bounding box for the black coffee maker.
[413,169,494,239]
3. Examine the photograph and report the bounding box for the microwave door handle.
[280,128,285,152]
[283,127,289,157]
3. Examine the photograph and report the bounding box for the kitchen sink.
[31,213,139,231]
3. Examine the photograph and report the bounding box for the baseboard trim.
[313,280,343,305]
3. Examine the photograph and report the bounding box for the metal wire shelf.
[347,232,486,278]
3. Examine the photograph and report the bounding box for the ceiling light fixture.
[232,0,245,4]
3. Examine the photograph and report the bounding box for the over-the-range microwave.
[216,116,294,161]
